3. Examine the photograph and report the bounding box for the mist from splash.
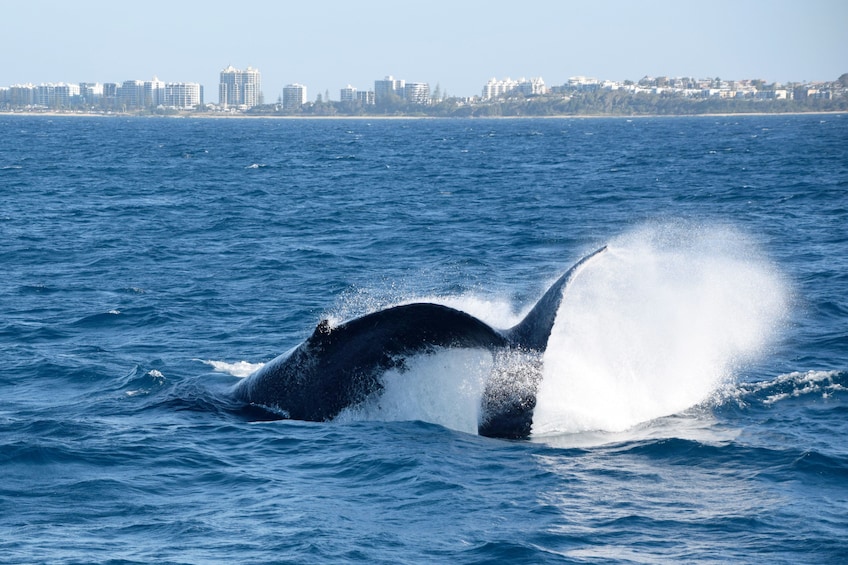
[532,223,790,435]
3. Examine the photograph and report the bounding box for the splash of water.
[227,223,789,438]
[533,223,790,435]
[336,349,493,434]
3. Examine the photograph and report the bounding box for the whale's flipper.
[233,247,608,438]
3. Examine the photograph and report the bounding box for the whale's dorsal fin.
[504,246,607,351]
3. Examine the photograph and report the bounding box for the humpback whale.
[233,247,607,439]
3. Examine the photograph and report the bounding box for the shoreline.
[1,109,845,120]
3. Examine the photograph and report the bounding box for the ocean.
[1,113,846,564]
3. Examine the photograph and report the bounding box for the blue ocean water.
[1,114,846,564]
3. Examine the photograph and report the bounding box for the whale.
[233,246,607,439]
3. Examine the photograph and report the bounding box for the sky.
[1,0,845,102]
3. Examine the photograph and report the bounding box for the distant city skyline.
[5,67,842,115]
[1,0,845,100]
[5,69,840,113]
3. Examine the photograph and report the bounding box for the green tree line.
[245,89,847,118]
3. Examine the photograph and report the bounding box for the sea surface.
[1,113,846,564]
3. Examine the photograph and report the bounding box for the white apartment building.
[519,77,546,96]
[374,76,405,105]
[482,77,519,99]
[482,77,546,99]
[404,82,430,104]
[35,83,80,108]
[219,65,262,108]
[340,85,357,102]
[144,77,165,107]
[340,85,374,105]
[374,76,430,105]
[282,83,307,110]
[7,84,37,106]
[79,83,103,104]
[164,83,203,108]
[118,80,145,108]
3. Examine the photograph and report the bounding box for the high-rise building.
[282,83,307,110]
[219,66,237,107]
[9,84,37,107]
[482,77,519,99]
[374,76,429,105]
[219,65,262,108]
[482,77,546,99]
[118,80,145,109]
[357,90,375,105]
[340,85,357,102]
[79,83,103,105]
[144,77,165,107]
[35,83,80,108]
[404,82,430,105]
[340,85,374,105]
[374,76,405,106]
[164,83,203,108]
[113,78,174,109]
[101,83,118,109]
[218,65,241,108]
[518,77,546,96]
[241,66,261,107]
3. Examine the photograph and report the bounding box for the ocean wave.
[723,370,847,406]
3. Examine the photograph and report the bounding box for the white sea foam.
[728,369,846,405]
[147,369,165,380]
[201,359,265,378]
[532,223,790,435]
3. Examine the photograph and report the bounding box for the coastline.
[1,109,845,120]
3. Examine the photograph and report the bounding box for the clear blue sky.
[1,0,845,102]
